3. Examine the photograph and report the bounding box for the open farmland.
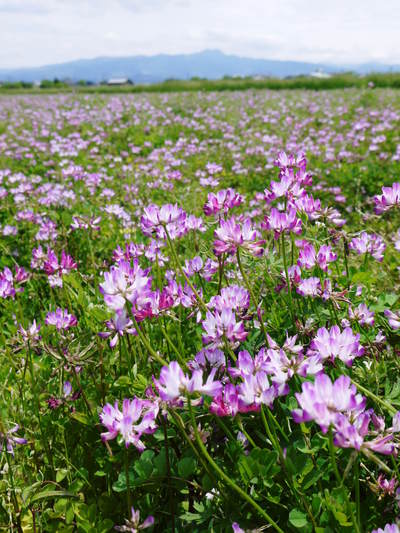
[1,88,400,532]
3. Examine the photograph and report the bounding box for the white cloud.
[0,0,399,68]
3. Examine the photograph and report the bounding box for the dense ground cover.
[1,88,400,532]
[3,72,400,93]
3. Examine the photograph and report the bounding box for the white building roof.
[107,77,129,85]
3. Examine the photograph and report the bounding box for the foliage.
[0,89,400,532]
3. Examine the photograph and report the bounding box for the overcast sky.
[0,0,399,68]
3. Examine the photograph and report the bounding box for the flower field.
[1,88,400,532]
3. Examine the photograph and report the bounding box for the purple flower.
[297,277,321,297]
[385,309,400,330]
[140,203,186,238]
[377,474,398,496]
[237,371,279,411]
[349,232,386,262]
[209,384,239,417]
[203,188,243,216]
[334,411,394,455]
[18,320,41,344]
[0,266,28,299]
[100,398,159,451]
[374,182,400,214]
[308,325,364,366]
[115,506,154,532]
[0,273,15,299]
[262,207,302,239]
[63,381,73,398]
[297,242,316,269]
[232,523,245,533]
[35,219,58,241]
[183,256,218,280]
[371,525,400,533]
[213,217,265,256]
[99,260,152,312]
[0,425,27,455]
[292,374,365,433]
[45,308,77,331]
[185,215,206,233]
[31,245,47,269]
[228,349,267,378]
[189,348,225,371]
[153,361,222,406]
[202,308,248,347]
[44,249,77,276]
[316,244,337,271]
[349,303,375,326]
[208,285,250,313]
[70,215,101,231]
[262,347,322,386]
[99,310,136,348]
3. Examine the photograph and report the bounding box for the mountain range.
[0,50,399,83]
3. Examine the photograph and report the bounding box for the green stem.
[281,234,295,321]
[124,448,132,513]
[350,378,396,415]
[169,410,217,485]
[354,457,361,531]
[5,453,22,533]
[262,407,318,529]
[159,320,186,367]
[187,397,284,533]
[164,227,208,312]
[236,249,267,342]
[343,238,350,286]
[28,344,55,474]
[328,429,360,533]
[131,315,168,367]
[162,416,175,532]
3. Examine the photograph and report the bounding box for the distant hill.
[0,50,398,83]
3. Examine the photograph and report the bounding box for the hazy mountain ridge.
[0,50,398,83]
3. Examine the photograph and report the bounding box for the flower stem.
[124,447,132,514]
[280,234,295,321]
[328,429,360,533]
[164,227,208,313]
[131,315,168,367]
[350,378,396,415]
[162,415,175,532]
[187,397,284,533]
[236,249,267,342]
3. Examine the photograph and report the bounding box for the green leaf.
[56,469,68,483]
[289,508,308,529]
[178,457,196,478]
[30,490,80,504]
[70,411,90,425]
[114,375,131,388]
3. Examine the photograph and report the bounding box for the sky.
[0,0,399,68]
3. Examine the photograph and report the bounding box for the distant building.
[107,77,132,86]
[310,69,332,79]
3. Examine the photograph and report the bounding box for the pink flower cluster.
[100,397,159,451]
[374,182,400,214]
[349,232,386,262]
[307,325,364,367]
[293,374,397,455]
[32,246,77,287]
[0,265,29,299]
[213,217,265,256]
[203,188,244,216]
[45,308,77,331]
